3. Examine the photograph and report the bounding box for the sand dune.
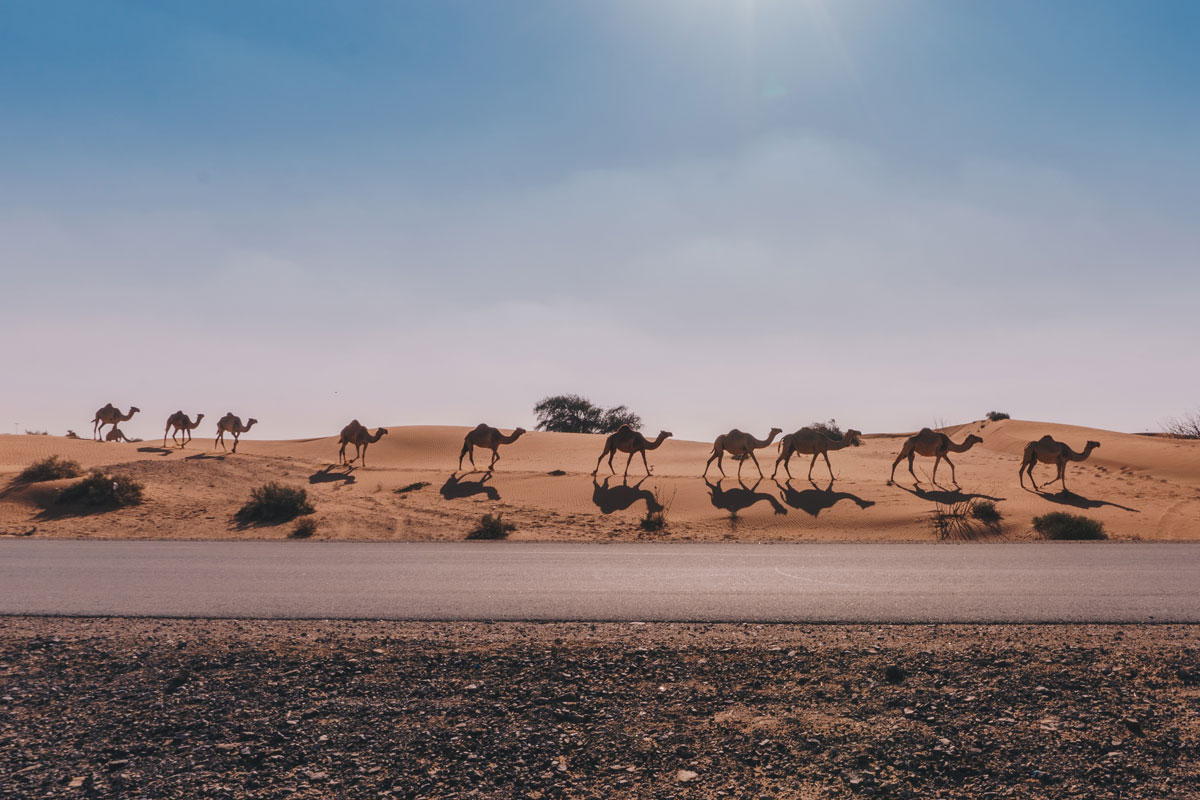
[1,419,1197,542]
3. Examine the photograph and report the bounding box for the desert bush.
[533,394,642,434]
[805,419,844,440]
[547,469,567,476]
[639,487,674,534]
[986,411,1011,422]
[1033,512,1107,540]
[467,512,515,540]
[931,497,1003,541]
[236,482,314,524]
[394,481,430,495]
[1163,409,1200,439]
[291,517,319,538]
[15,455,82,485]
[24,429,49,436]
[55,470,144,508]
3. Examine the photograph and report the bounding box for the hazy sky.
[2,1,1198,440]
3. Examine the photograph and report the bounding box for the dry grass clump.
[931,497,1003,540]
[1163,409,1200,439]
[236,482,315,524]
[291,517,319,538]
[15,455,82,485]
[1033,511,1107,540]
[467,512,515,540]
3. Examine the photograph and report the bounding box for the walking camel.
[703,427,783,479]
[92,403,139,441]
[592,425,673,477]
[459,424,527,472]
[214,413,258,453]
[1019,435,1100,492]
[773,427,863,481]
[163,411,205,449]
[337,420,388,466]
[888,428,984,487]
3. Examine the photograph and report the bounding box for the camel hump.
[473,422,489,431]
[918,427,934,434]
[1037,434,1055,443]
[615,424,633,433]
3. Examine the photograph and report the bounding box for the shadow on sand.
[776,478,875,517]
[1027,488,1139,513]
[137,446,173,456]
[591,476,662,515]
[310,465,357,485]
[894,484,1005,505]
[184,453,226,462]
[706,478,786,517]
[441,473,500,501]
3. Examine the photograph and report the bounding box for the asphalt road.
[1,540,1197,623]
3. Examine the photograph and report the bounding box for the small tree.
[533,395,643,434]
[1163,409,1200,439]
[986,411,1011,422]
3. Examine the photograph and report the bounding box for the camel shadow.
[1029,488,1139,513]
[441,473,500,501]
[591,476,662,515]
[310,465,357,485]
[184,453,226,462]
[137,446,173,456]
[776,479,875,517]
[706,478,787,517]
[895,484,1005,505]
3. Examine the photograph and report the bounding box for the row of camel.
[464,423,1101,493]
[90,405,1101,492]
[90,405,257,453]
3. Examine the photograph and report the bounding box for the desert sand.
[1,419,1197,542]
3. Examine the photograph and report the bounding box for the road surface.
[1,540,1197,623]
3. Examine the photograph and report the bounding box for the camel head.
[659,430,673,440]
[965,434,983,446]
[377,427,389,436]
[844,429,864,446]
[130,406,141,414]
[513,427,527,436]
[1086,440,1101,450]
[246,418,259,428]
[769,427,783,438]
[195,413,205,423]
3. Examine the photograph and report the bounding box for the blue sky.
[2,1,1198,439]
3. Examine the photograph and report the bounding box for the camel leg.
[489,449,500,471]
[362,445,368,468]
[607,449,617,475]
[163,426,170,449]
[907,454,918,484]
[592,447,608,476]
[639,449,651,476]
[888,451,907,485]
[1057,462,1068,492]
[703,451,720,479]
[736,455,744,479]
[215,432,224,451]
[931,454,944,485]
[943,455,958,486]
[807,453,820,481]
[1028,462,1040,491]
[749,451,764,479]
[623,451,634,477]
[823,452,835,481]
[183,429,191,448]
[771,451,787,480]
[231,433,240,454]
[458,442,470,470]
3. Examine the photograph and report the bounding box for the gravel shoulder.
[2,619,1198,799]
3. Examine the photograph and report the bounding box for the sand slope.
[2,419,1198,542]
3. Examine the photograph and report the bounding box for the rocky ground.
[1,619,1198,799]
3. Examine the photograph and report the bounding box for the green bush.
[55,470,143,508]
[236,482,314,524]
[971,500,1002,525]
[291,517,319,538]
[1033,512,1107,540]
[467,512,515,540]
[806,419,844,440]
[986,411,1011,422]
[15,455,82,485]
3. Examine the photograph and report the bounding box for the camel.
[214,412,258,453]
[592,425,673,477]
[888,428,984,487]
[1019,435,1100,493]
[337,420,388,466]
[703,428,782,479]
[772,427,863,481]
[105,426,132,443]
[459,423,527,472]
[92,403,139,441]
[163,411,205,449]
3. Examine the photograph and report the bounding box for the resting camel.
[773,427,863,481]
[163,411,205,449]
[214,412,258,453]
[703,428,783,479]
[92,403,139,441]
[1019,435,1100,493]
[459,423,527,472]
[888,428,984,487]
[593,425,673,477]
[337,420,388,466]
[105,426,132,443]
